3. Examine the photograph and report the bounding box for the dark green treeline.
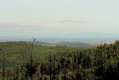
[1,41,119,80]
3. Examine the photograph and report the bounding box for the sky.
[0,0,119,38]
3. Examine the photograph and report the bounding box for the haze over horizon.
[0,0,119,38]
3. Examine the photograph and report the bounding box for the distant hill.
[34,41,91,48]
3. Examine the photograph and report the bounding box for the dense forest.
[0,40,119,80]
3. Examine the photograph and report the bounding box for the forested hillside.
[0,40,119,80]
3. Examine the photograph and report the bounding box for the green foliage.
[1,40,119,80]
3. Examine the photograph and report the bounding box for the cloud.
[59,20,84,24]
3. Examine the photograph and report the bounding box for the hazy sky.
[0,0,119,37]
